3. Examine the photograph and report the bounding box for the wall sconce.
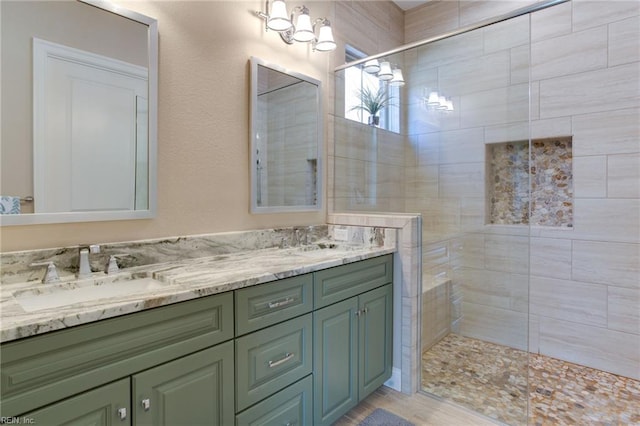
[256,0,336,52]
[363,58,405,86]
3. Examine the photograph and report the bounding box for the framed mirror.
[0,0,157,226]
[249,57,322,213]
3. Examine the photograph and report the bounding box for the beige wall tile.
[438,162,484,198]
[530,237,572,280]
[378,131,408,167]
[531,26,607,81]
[483,14,529,53]
[608,153,640,199]
[531,0,572,42]
[439,51,511,97]
[529,314,540,353]
[573,155,607,198]
[573,199,640,244]
[510,44,529,85]
[417,132,440,166]
[531,117,572,139]
[572,108,640,156]
[417,30,483,70]
[540,63,640,119]
[538,317,640,380]
[485,121,529,144]
[572,0,639,33]
[421,283,451,351]
[438,128,485,165]
[450,232,485,269]
[459,197,485,232]
[484,234,529,274]
[460,83,530,128]
[459,1,535,27]
[572,240,640,288]
[609,15,640,67]
[413,165,439,199]
[404,0,459,43]
[530,276,608,326]
[334,2,379,55]
[459,268,529,312]
[460,301,528,350]
[608,286,640,334]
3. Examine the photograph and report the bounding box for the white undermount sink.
[13,276,169,313]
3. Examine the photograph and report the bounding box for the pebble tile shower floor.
[421,334,640,425]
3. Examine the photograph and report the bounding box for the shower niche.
[487,136,574,228]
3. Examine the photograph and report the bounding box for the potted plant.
[350,86,393,126]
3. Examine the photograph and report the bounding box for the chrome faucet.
[30,261,61,284]
[77,244,100,279]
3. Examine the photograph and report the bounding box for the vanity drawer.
[0,292,233,418]
[235,274,313,335]
[236,375,312,426]
[235,314,312,412]
[314,254,393,308]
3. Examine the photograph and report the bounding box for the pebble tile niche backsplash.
[488,137,573,227]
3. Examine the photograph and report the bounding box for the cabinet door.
[313,297,358,426]
[24,378,130,425]
[358,284,393,400]
[133,341,234,426]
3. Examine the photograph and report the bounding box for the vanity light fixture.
[377,61,394,81]
[389,68,405,86]
[424,89,453,111]
[363,58,405,86]
[256,0,336,52]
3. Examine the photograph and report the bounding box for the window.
[344,45,400,133]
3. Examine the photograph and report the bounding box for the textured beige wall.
[1,0,340,252]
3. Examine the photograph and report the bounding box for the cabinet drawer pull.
[267,297,295,309]
[268,352,294,368]
[141,398,151,411]
[117,407,127,421]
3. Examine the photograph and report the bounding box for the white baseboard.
[383,367,402,392]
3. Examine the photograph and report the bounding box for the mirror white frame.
[249,57,323,213]
[0,0,158,226]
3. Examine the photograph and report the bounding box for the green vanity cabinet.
[23,378,131,425]
[1,253,393,426]
[0,291,233,419]
[313,282,393,426]
[133,342,234,426]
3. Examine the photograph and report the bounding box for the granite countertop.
[0,243,395,343]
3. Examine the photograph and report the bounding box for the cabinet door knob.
[117,407,127,420]
[141,398,151,411]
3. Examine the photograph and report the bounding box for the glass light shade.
[445,99,454,111]
[389,68,405,86]
[315,21,336,51]
[363,59,380,74]
[267,0,292,31]
[378,61,393,80]
[293,9,315,42]
[427,91,440,105]
[437,95,447,109]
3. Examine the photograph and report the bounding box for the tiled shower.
[332,0,639,424]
